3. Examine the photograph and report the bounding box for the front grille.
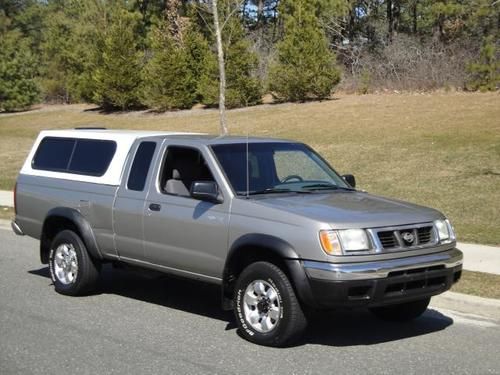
[375,224,436,250]
[417,226,433,244]
[378,231,397,248]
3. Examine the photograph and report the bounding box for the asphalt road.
[1,229,499,375]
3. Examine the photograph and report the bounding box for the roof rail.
[74,127,107,130]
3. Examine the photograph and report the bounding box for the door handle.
[149,203,161,212]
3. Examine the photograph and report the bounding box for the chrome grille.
[374,223,437,251]
[377,231,397,248]
[417,226,433,244]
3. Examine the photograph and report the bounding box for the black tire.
[49,230,100,296]
[234,261,307,347]
[370,297,431,322]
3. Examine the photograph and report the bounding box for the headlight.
[319,229,371,255]
[434,219,456,243]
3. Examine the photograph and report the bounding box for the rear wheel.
[234,261,307,347]
[370,297,430,322]
[49,230,100,296]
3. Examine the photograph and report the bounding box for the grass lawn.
[0,206,14,221]
[0,92,499,245]
[452,270,500,300]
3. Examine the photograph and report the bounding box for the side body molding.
[40,207,103,264]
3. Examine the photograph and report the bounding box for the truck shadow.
[300,308,453,347]
[29,265,453,347]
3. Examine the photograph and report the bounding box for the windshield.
[211,142,352,196]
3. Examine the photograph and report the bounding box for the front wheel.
[370,297,431,322]
[234,261,307,347]
[49,230,100,296]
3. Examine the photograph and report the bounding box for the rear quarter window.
[32,137,116,177]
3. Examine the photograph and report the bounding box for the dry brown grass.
[1,92,499,244]
[0,206,14,221]
[452,271,500,300]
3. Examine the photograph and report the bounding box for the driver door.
[142,143,231,280]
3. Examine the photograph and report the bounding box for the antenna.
[246,122,250,199]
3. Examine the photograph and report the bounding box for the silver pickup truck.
[12,129,463,347]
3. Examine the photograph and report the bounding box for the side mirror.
[342,174,356,188]
[190,181,223,204]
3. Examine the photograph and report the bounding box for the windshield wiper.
[245,188,292,196]
[301,183,356,191]
[244,187,313,196]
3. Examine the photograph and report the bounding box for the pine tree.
[184,25,213,103]
[467,36,500,92]
[40,1,106,103]
[92,8,143,110]
[198,9,262,109]
[268,0,341,102]
[0,16,39,112]
[141,24,198,110]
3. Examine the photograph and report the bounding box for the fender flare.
[40,207,103,263]
[228,233,299,260]
[222,233,316,309]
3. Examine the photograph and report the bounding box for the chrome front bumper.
[303,248,463,281]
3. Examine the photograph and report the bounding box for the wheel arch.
[40,207,102,264]
[221,234,315,310]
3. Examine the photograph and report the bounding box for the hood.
[251,191,444,229]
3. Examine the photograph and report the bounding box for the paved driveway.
[1,230,499,374]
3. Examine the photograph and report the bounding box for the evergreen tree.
[269,0,341,102]
[0,11,39,112]
[198,6,262,109]
[92,8,143,110]
[40,1,107,103]
[141,24,198,110]
[467,36,500,92]
[184,25,213,103]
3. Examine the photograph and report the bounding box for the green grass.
[452,270,500,300]
[0,206,14,221]
[0,92,499,245]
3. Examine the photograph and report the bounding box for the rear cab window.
[32,137,117,177]
[127,141,157,191]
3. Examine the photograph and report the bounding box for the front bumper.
[301,248,463,308]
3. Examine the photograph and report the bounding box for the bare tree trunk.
[412,0,418,34]
[165,0,184,44]
[387,0,393,42]
[393,0,400,35]
[212,0,228,136]
[257,0,264,28]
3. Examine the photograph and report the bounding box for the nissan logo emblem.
[402,231,415,244]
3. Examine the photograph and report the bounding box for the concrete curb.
[0,219,11,231]
[457,243,500,275]
[0,190,13,207]
[431,291,500,321]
